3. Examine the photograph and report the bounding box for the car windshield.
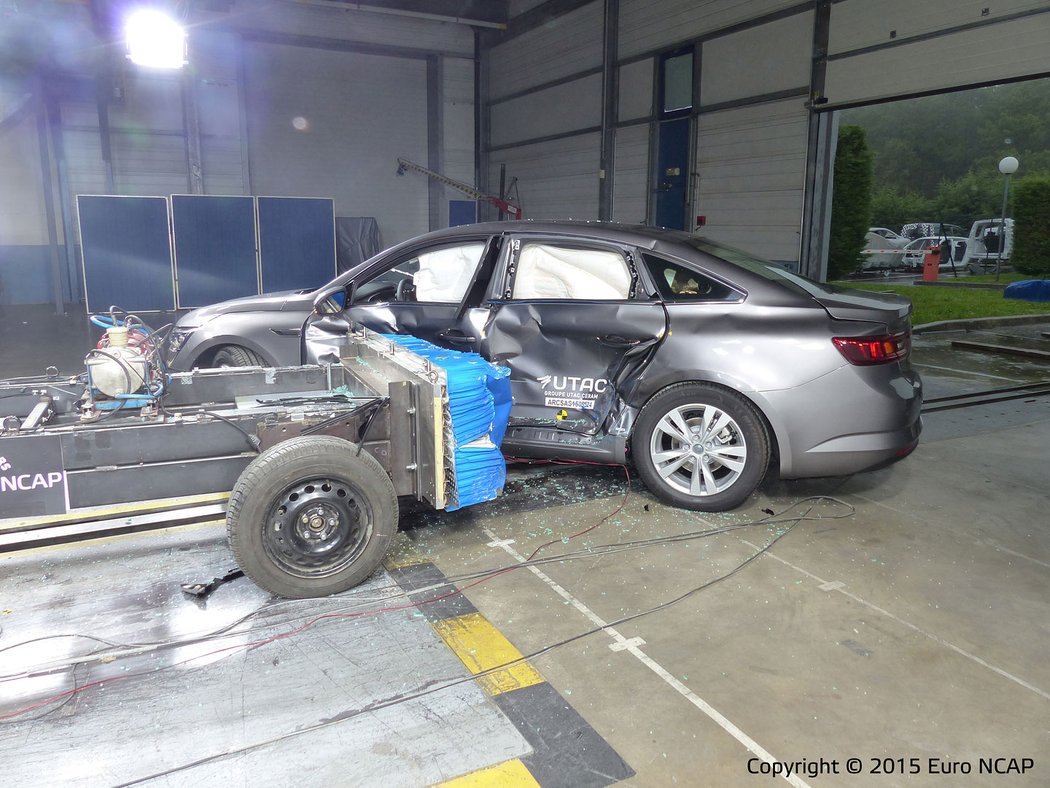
[684,237,841,298]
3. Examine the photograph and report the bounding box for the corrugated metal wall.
[489,2,604,98]
[442,57,477,194]
[194,30,250,196]
[691,11,812,262]
[696,99,808,262]
[108,72,190,197]
[12,0,1050,306]
[700,12,813,106]
[56,102,107,236]
[485,0,604,221]
[231,0,474,55]
[509,0,549,16]
[612,124,650,224]
[243,43,429,245]
[618,0,804,59]
[490,74,603,148]
[825,0,1050,105]
[618,58,653,122]
[488,134,601,221]
[483,0,1050,271]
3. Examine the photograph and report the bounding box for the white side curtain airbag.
[513,244,631,300]
[414,243,485,303]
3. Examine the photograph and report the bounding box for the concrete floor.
[1,310,1048,786]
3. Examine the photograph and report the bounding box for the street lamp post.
[996,156,1019,282]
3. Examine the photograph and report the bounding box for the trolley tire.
[227,436,398,598]
[212,345,264,368]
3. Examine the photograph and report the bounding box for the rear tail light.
[832,331,910,365]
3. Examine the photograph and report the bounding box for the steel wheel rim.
[262,477,373,579]
[649,403,747,497]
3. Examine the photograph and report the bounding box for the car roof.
[401,220,700,249]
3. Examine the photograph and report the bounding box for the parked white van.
[961,218,1013,273]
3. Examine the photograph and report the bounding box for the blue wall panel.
[257,197,336,293]
[172,195,258,308]
[77,196,175,312]
[449,200,478,227]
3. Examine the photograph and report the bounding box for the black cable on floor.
[112,501,824,786]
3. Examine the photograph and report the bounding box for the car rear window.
[642,254,741,302]
[684,237,844,299]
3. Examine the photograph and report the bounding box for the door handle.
[438,329,476,344]
[600,334,641,347]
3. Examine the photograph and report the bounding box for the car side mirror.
[312,284,350,315]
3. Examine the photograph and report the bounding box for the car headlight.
[166,326,197,356]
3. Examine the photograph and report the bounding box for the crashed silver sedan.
[169,221,923,511]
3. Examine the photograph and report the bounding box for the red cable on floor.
[1,461,633,722]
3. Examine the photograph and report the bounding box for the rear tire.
[212,345,264,368]
[633,382,770,512]
[227,436,398,598]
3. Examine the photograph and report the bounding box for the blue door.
[655,117,690,230]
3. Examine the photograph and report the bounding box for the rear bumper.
[758,362,923,479]
[786,417,922,478]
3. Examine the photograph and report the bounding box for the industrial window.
[661,51,693,114]
[643,254,741,303]
[512,244,632,301]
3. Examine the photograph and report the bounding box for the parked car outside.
[287,221,919,511]
[901,222,965,241]
[900,236,968,270]
[961,218,1014,273]
[868,227,910,248]
[861,230,906,270]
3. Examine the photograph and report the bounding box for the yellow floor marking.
[435,758,538,787]
[382,539,429,569]
[431,612,544,696]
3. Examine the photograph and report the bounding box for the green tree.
[870,187,933,230]
[933,171,1001,228]
[843,80,1050,230]
[827,125,873,278]
[1011,175,1050,276]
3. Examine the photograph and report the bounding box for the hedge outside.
[828,125,873,279]
[1012,175,1050,277]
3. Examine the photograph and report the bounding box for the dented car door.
[474,235,668,430]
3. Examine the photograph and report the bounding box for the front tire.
[211,345,264,367]
[633,383,770,511]
[227,436,398,598]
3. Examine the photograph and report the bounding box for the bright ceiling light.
[125,9,186,69]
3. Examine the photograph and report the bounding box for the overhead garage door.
[696,99,809,264]
[612,124,650,224]
[824,0,1050,106]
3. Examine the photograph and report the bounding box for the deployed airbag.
[513,244,631,300]
[414,244,485,303]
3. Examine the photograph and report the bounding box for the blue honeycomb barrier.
[382,334,512,511]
